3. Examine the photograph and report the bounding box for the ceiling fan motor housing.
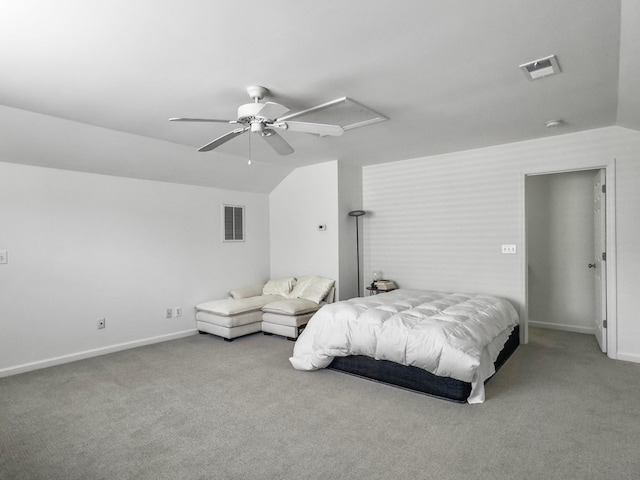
[237,103,264,122]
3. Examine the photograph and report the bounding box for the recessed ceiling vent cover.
[520,55,561,80]
[279,97,388,132]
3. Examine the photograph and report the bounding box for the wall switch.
[501,244,517,254]
[174,307,182,318]
[97,318,106,329]
[166,308,173,319]
[0,250,7,264]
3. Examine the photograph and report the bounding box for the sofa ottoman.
[261,298,325,340]
[196,294,283,341]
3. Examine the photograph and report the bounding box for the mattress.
[289,289,520,403]
[327,325,520,403]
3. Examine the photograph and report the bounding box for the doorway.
[525,169,608,353]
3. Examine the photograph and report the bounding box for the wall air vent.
[223,204,244,242]
[520,55,561,80]
[278,97,388,133]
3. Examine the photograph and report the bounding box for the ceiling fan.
[169,86,344,155]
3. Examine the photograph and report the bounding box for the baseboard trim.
[528,320,596,335]
[0,329,198,378]
[616,352,640,364]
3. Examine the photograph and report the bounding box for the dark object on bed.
[327,325,520,403]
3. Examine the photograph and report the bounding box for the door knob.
[588,263,596,269]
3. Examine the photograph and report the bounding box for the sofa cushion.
[229,283,265,299]
[197,310,263,328]
[290,276,335,304]
[262,298,323,316]
[262,277,296,297]
[197,295,284,316]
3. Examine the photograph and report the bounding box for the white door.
[593,169,607,352]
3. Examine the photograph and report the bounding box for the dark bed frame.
[326,325,520,403]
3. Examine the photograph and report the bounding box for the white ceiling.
[1,0,638,193]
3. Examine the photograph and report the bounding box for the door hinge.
[602,184,606,194]
[602,252,606,261]
[603,320,607,329]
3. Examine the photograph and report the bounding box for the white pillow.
[262,277,296,297]
[229,283,265,299]
[290,276,335,304]
[262,298,322,315]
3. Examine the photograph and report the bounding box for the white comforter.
[290,289,519,403]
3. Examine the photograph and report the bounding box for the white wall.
[5,125,640,374]
[526,170,597,333]
[337,162,363,300]
[0,162,270,376]
[363,126,640,363]
[269,161,339,288]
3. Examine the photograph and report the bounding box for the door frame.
[521,160,617,359]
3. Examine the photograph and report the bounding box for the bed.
[289,289,520,403]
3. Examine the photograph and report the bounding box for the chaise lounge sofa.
[195,276,335,341]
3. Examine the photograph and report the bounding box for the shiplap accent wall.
[363,126,640,362]
[363,150,522,302]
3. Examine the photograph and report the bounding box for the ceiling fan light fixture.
[250,121,264,133]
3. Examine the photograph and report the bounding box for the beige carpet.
[1,327,639,480]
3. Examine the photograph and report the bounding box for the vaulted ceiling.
[1,1,638,193]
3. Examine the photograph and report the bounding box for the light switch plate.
[0,250,7,264]
[501,244,517,254]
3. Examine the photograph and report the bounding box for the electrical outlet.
[166,308,173,319]
[97,318,106,329]
[174,307,182,318]
[501,244,517,254]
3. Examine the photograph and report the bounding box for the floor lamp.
[348,210,366,296]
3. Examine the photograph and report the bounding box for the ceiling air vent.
[520,55,561,80]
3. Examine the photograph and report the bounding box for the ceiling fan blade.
[254,102,290,120]
[261,130,294,155]
[170,117,237,123]
[275,121,344,136]
[198,127,248,152]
